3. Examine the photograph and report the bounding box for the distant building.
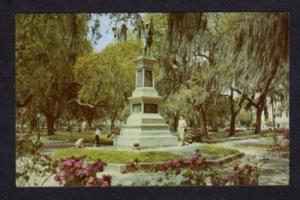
[262,97,289,129]
[222,88,289,129]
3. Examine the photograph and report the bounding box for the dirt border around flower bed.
[106,152,245,173]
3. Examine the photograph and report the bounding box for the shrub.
[265,120,273,127]
[16,135,57,186]
[16,134,43,157]
[152,149,269,186]
[54,156,111,187]
[283,129,289,140]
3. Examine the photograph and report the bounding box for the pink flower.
[54,174,61,181]
[63,159,75,168]
[87,176,95,184]
[102,181,110,187]
[76,168,89,177]
[56,171,69,180]
[74,160,84,169]
[95,178,104,185]
[195,159,203,166]
[103,175,112,184]
[172,159,179,167]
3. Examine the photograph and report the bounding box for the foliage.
[152,149,269,186]
[16,14,93,135]
[121,158,140,173]
[239,109,252,127]
[211,159,268,186]
[267,144,289,159]
[198,145,239,159]
[16,135,58,186]
[46,131,113,145]
[207,131,251,140]
[74,40,141,125]
[160,93,186,131]
[16,134,43,157]
[266,129,289,158]
[232,13,289,133]
[54,156,111,187]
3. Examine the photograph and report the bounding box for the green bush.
[46,131,113,145]
[239,110,252,127]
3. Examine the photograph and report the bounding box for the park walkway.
[213,136,289,185]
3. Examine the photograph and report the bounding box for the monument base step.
[113,135,178,148]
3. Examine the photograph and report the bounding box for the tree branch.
[231,86,258,107]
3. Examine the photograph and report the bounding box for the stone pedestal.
[114,55,177,148]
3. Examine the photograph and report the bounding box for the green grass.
[51,145,239,163]
[207,130,273,140]
[52,149,183,163]
[199,144,239,159]
[45,131,113,145]
[207,131,251,140]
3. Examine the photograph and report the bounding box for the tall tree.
[232,12,288,133]
[16,14,92,135]
[74,40,140,130]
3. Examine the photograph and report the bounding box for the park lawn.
[207,131,251,140]
[207,130,272,140]
[52,149,183,163]
[51,145,239,163]
[199,144,239,159]
[45,131,113,145]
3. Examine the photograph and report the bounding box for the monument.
[113,18,178,148]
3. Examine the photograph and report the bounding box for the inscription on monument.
[144,103,158,113]
[137,70,143,87]
[132,103,141,112]
[145,70,153,87]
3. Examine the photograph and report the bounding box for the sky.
[91,15,114,52]
[90,13,146,52]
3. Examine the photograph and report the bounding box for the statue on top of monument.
[112,23,128,42]
[135,17,154,55]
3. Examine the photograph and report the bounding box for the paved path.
[211,136,289,185]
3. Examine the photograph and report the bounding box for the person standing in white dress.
[178,116,187,146]
[95,127,101,146]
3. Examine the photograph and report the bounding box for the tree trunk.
[78,120,81,132]
[228,87,236,137]
[46,115,55,135]
[173,114,179,132]
[67,120,72,132]
[110,117,116,131]
[87,119,93,131]
[271,99,276,130]
[264,106,269,121]
[20,113,24,134]
[29,117,37,134]
[228,113,237,137]
[200,107,208,138]
[254,105,263,134]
